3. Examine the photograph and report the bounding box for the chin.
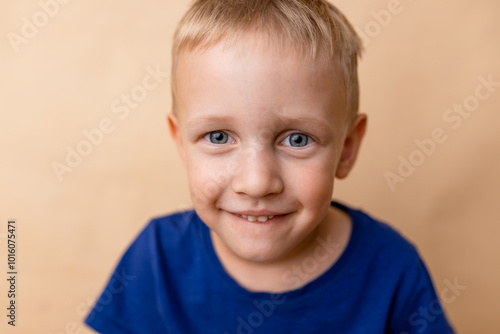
[230,241,288,263]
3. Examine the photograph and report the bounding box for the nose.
[231,146,284,198]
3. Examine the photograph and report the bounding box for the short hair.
[171,0,363,120]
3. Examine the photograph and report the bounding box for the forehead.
[174,33,345,125]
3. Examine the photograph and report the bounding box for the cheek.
[185,152,229,206]
[285,152,336,204]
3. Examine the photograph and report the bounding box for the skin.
[168,33,367,292]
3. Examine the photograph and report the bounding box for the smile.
[226,210,290,224]
[239,214,275,223]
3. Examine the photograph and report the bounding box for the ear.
[167,113,186,165]
[335,114,367,179]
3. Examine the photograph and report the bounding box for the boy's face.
[169,34,366,264]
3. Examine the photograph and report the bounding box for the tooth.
[247,216,257,222]
[257,216,268,222]
[269,216,274,219]
[242,215,248,218]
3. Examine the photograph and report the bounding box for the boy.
[85,0,454,333]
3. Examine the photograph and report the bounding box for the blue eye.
[204,131,233,144]
[282,133,309,147]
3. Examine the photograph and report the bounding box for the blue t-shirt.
[85,201,454,333]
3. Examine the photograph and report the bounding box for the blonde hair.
[171,0,363,119]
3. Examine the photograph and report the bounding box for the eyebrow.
[184,113,334,136]
[184,114,235,128]
[281,116,333,133]
[269,114,336,141]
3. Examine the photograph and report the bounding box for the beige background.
[1,0,499,333]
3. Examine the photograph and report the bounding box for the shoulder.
[340,202,420,262]
[148,209,199,231]
[335,203,454,332]
[117,209,205,269]
[85,209,206,333]
[334,201,430,286]
[139,209,202,248]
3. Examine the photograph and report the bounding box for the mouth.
[228,211,290,224]
[236,214,276,223]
